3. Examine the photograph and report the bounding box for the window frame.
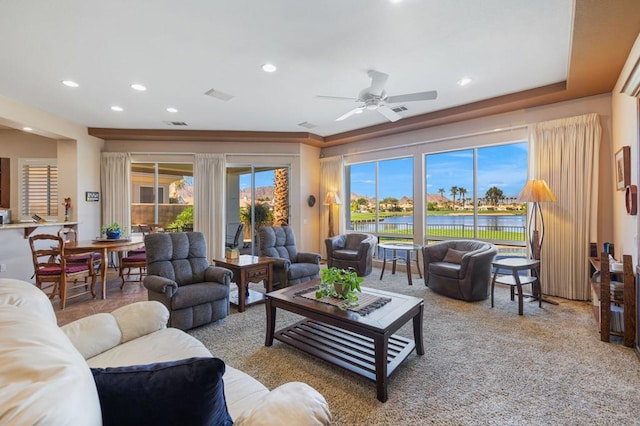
[18,158,58,221]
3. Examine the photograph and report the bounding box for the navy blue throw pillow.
[91,357,233,426]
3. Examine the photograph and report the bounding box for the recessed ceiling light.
[111,106,123,112]
[23,127,33,132]
[457,77,472,86]
[166,107,178,113]
[61,80,79,88]
[131,83,147,91]
[261,63,277,73]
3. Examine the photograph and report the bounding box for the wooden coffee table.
[265,281,424,402]
[213,255,274,312]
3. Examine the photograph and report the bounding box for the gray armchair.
[325,233,377,276]
[143,232,232,330]
[257,225,321,289]
[422,240,497,302]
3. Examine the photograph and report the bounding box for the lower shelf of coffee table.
[274,319,415,381]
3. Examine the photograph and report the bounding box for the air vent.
[204,89,234,101]
[163,121,188,126]
[391,106,408,113]
[297,121,317,129]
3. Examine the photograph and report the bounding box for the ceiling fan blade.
[377,105,402,122]
[316,95,357,101]
[386,90,438,103]
[368,70,389,96]
[336,107,364,121]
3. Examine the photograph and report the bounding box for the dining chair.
[29,234,96,309]
[58,227,102,279]
[119,224,150,288]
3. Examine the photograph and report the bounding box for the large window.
[346,157,413,240]
[130,163,193,232]
[425,142,527,247]
[19,158,58,220]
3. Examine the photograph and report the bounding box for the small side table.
[491,257,541,315]
[378,242,423,285]
[213,255,274,312]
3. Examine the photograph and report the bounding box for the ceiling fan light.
[366,104,378,110]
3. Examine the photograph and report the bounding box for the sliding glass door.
[226,165,289,255]
[130,162,193,233]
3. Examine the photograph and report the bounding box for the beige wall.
[612,33,640,265]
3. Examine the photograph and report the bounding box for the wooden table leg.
[374,334,389,402]
[265,299,276,346]
[100,248,108,299]
[238,273,247,312]
[413,304,425,355]
[415,250,422,278]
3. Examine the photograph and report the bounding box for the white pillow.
[111,301,169,343]
[0,306,102,425]
[234,381,332,426]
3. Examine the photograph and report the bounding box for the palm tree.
[450,186,459,206]
[458,187,467,207]
[272,168,289,225]
[485,186,505,206]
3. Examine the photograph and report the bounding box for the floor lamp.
[516,179,557,304]
[324,191,341,238]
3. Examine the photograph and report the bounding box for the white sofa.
[0,278,331,425]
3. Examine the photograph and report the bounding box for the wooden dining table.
[64,236,144,299]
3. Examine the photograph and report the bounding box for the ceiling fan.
[317,70,437,122]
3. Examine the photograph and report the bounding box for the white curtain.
[101,152,131,235]
[194,153,225,260]
[531,113,601,300]
[319,156,344,258]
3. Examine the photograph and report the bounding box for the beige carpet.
[189,268,640,425]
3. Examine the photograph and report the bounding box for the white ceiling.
[0,0,574,137]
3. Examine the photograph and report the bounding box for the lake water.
[380,214,526,227]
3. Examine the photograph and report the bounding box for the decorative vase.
[106,229,121,239]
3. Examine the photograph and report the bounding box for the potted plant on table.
[101,222,122,239]
[315,267,363,308]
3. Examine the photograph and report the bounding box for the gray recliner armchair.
[257,225,321,289]
[143,232,232,330]
[325,233,377,276]
[422,239,497,302]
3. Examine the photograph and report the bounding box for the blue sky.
[350,142,528,199]
[236,142,529,200]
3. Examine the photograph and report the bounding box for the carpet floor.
[189,268,640,425]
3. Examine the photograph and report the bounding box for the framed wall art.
[615,146,630,191]
[85,191,100,202]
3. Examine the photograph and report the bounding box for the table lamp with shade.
[324,191,341,238]
[516,179,556,260]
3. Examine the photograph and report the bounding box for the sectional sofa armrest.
[234,382,332,426]
[204,265,233,286]
[61,301,170,359]
[144,275,178,297]
[297,252,321,265]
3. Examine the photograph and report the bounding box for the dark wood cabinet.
[0,157,9,208]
